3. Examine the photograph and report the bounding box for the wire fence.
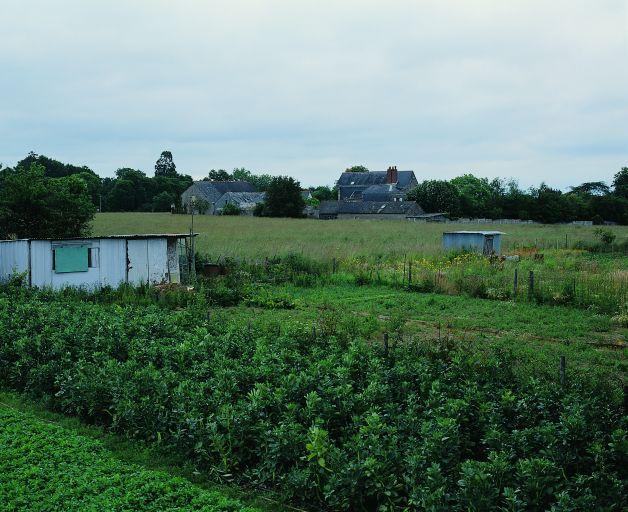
[207,254,627,315]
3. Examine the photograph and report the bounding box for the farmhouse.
[337,166,418,201]
[0,234,194,290]
[442,231,504,256]
[181,181,257,215]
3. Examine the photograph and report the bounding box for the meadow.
[93,213,628,260]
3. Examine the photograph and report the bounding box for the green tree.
[0,163,95,239]
[261,176,305,217]
[206,169,232,181]
[451,174,501,218]
[152,191,176,212]
[612,167,628,198]
[311,186,336,201]
[406,180,461,216]
[16,152,102,205]
[345,165,370,173]
[154,151,177,177]
[570,181,610,196]
[221,203,242,216]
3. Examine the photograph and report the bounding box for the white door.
[127,239,149,285]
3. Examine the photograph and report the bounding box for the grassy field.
[93,212,628,260]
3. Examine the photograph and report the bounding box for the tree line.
[406,171,628,224]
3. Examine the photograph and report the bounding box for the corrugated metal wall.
[100,239,126,288]
[0,237,178,289]
[0,240,29,282]
[442,233,502,255]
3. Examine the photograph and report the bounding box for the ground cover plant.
[0,282,626,511]
[0,405,261,512]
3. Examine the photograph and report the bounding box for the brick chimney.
[386,165,398,184]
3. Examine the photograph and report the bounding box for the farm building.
[0,234,195,290]
[442,231,504,255]
[181,181,257,214]
[336,166,418,201]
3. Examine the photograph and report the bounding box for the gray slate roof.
[215,191,266,210]
[182,181,258,205]
[362,184,405,202]
[337,170,416,189]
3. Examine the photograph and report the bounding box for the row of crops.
[0,406,259,511]
[0,284,625,511]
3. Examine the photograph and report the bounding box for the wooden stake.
[560,356,566,386]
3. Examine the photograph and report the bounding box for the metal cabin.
[442,231,504,256]
[0,234,195,290]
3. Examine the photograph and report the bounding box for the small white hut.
[0,234,195,289]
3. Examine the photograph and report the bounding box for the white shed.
[0,234,195,290]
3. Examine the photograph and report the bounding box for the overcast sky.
[1,1,627,188]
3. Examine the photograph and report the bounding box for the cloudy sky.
[1,0,627,188]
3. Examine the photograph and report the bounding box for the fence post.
[332,257,337,274]
[565,233,568,249]
[559,356,566,386]
[513,268,518,301]
[383,332,389,356]
[408,260,412,287]
[528,270,535,300]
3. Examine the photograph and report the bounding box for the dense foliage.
[0,285,625,511]
[0,407,259,511]
[0,162,95,239]
[205,168,275,192]
[406,169,628,224]
[256,176,305,218]
[11,152,193,213]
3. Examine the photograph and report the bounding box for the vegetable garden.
[0,280,626,511]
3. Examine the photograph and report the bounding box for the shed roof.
[0,233,197,243]
[443,231,505,235]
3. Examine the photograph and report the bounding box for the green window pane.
[54,246,89,273]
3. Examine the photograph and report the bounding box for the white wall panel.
[99,239,127,288]
[127,239,149,285]
[0,240,29,282]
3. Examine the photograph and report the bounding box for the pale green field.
[93,212,628,260]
